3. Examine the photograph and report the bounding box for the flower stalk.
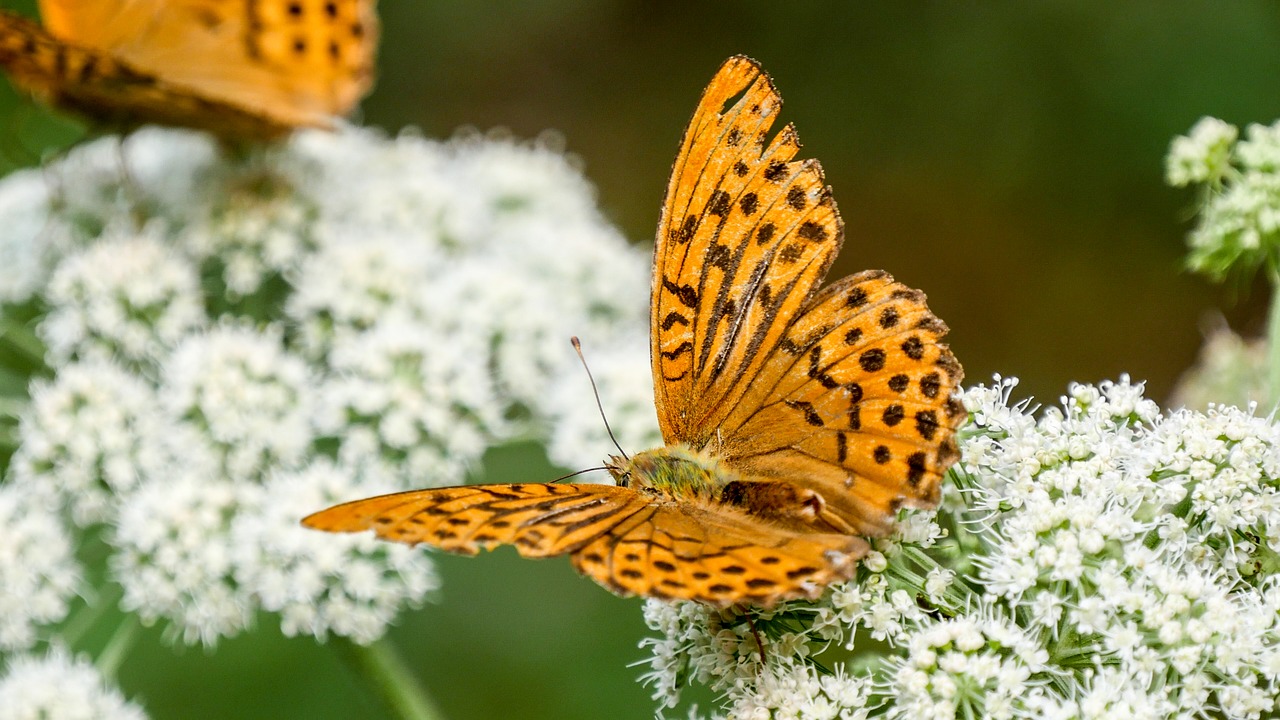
[94,615,138,679]
[330,637,447,720]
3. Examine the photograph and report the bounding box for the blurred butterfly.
[304,56,965,608]
[0,0,377,139]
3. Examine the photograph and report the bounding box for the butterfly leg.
[736,603,768,668]
[113,136,147,230]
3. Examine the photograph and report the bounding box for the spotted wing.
[652,57,964,535]
[718,270,965,536]
[38,0,378,126]
[570,498,865,608]
[0,10,291,137]
[303,483,652,558]
[652,55,843,446]
[1,0,375,137]
[303,481,866,606]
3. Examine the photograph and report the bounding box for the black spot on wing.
[661,312,689,331]
[786,186,806,210]
[661,341,693,361]
[902,336,924,360]
[785,400,825,427]
[797,221,828,241]
[707,190,731,217]
[859,348,886,372]
[663,277,698,308]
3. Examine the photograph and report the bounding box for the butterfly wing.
[652,56,964,536]
[39,0,377,124]
[0,10,292,137]
[719,270,964,536]
[303,483,652,558]
[570,499,864,608]
[304,482,865,607]
[652,55,843,446]
[2,0,375,134]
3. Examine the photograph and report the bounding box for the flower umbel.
[0,484,80,653]
[0,124,650,717]
[0,648,147,720]
[1167,117,1280,281]
[642,377,1280,718]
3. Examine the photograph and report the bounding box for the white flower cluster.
[39,229,204,367]
[1166,116,1237,188]
[640,600,875,720]
[184,188,315,298]
[957,377,1280,718]
[231,460,438,644]
[0,485,79,653]
[643,377,1280,719]
[882,609,1053,720]
[1167,116,1280,280]
[164,324,314,480]
[0,648,147,720]
[315,314,496,485]
[111,476,253,647]
[641,507,961,717]
[0,124,649,657]
[0,170,57,304]
[10,359,177,525]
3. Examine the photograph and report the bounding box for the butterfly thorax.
[606,445,736,502]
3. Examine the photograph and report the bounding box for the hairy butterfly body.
[304,55,965,608]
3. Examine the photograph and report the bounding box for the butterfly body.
[304,55,966,609]
[610,446,863,538]
[607,445,731,502]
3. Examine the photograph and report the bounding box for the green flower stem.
[94,615,138,679]
[1268,267,1280,406]
[60,584,123,648]
[330,636,447,720]
[0,315,45,367]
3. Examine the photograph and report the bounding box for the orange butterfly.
[304,56,965,608]
[0,0,377,139]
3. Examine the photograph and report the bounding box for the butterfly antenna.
[571,336,629,460]
[550,466,609,484]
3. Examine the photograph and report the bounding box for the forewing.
[303,483,650,558]
[652,55,843,445]
[720,270,965,535]
[570,499,867,608]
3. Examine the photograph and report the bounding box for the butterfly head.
[604,454,631,486]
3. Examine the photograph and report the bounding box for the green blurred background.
[3,1,1280,718]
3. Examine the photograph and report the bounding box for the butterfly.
[0,0,377,139]
[304,56,965,608]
